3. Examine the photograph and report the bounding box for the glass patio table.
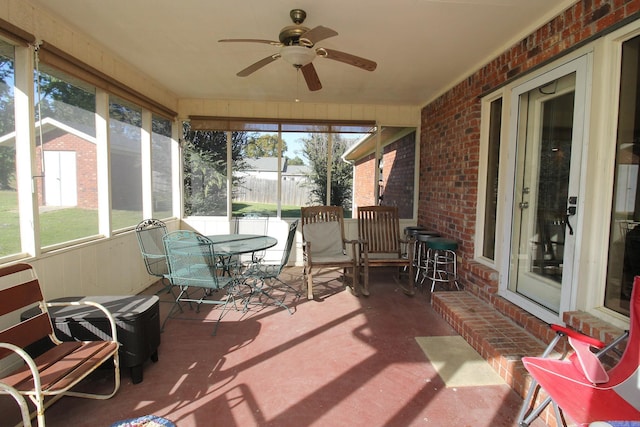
[208,234,279,305]
[207,234,277,256]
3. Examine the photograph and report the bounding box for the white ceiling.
[29,0,574,106]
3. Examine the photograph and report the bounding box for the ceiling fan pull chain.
[295,68,301,103]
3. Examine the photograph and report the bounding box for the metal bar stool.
[403,226,426,271]
[425,237,460,292]
[414,230,441,284]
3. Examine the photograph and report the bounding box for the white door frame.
[500,54,591,324]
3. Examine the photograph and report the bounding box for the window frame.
[0,39,177,263]
[185,118,378,220]
[474,91,509,269]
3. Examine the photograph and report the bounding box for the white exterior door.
[502,55,590,323]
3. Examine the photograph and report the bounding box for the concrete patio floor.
[0,267,548,427]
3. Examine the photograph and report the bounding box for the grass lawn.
[232,202,304,218]
[0,190,141,256]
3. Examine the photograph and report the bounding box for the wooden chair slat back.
[0,279,44,317]
[358,206,402,254]
[0,263,53,359]
[0,314,53,359]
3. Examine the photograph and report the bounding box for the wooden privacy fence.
[234,176,312,206]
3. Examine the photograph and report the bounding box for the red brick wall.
[35,129,98,209]
[353,132,416,218]
[418,0,640,297]
[380,132,415,219]
[354,153,377,209]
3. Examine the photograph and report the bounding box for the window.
[0,38,176,258]
[186,118,375,219]
[482,98,502,260]
[233,130,278,217]
[0,39,17,257]
[35,64,99,248]
[109,96,143,230]
[605,35,640,316]
[152,115,173,219]
[182,124,229,216]
[288,131,356,217]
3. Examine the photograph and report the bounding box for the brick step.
[430,290,547,397]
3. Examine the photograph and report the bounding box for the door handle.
[565,206,576,235]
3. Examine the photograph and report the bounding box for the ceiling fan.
[218,9,377,91]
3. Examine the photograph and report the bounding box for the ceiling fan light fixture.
[280,45,315,66]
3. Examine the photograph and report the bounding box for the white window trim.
[475,91,510,270]
[580,20,640,328]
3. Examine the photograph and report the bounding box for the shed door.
[44,151,77,206]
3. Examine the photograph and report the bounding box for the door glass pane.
[605,35,640,316]
[110,96,142,230]
[510,73,576,314]
[36,64,98,247]
[0,40,18,257]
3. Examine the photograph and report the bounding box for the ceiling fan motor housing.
[279,9,311,45]
[279,25,311,45]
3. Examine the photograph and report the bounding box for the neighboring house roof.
[244,157,310,176]
[0,116,140,155]
[284,164,309,176]
[0,116,97,147]
[245,157,283,173]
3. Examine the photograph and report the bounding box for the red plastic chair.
[520,276,640,426]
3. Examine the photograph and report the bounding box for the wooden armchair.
[300,206,360,299]
[0,263,120,427]
[357,205,415,296]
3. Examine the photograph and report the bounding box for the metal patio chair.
[135,219,174,296]
[163,230,241,335]
[242,220,300,313]
[232,212,270,266]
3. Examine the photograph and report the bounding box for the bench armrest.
[0,342,44,392]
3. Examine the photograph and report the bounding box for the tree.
[287,156,304,165]
[302,133,353,209]
[245,133,287,158]
[182,124,251,215]
[36,71,96,132]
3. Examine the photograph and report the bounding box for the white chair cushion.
[303,222,344,258]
